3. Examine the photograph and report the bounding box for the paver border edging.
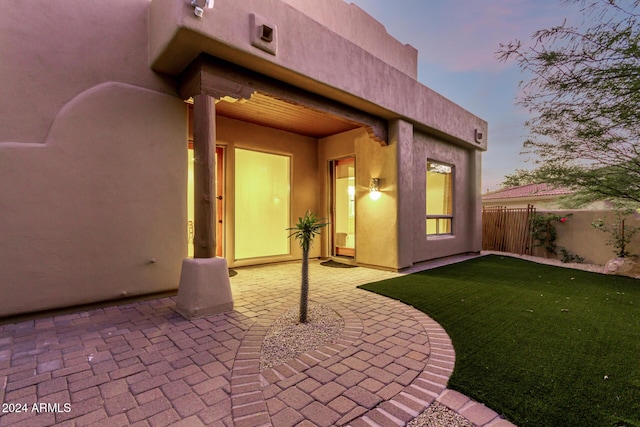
[348,291,515,427]
[229,299,364,427]
[228,290,512,427]
[344,296,456,427]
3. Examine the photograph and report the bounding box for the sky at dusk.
[348,0,585,192]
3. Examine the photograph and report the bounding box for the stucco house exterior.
[0,0,487,317]
[482,183,614,210]
[482,183,573,209]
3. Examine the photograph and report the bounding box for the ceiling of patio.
[214,91,362,138]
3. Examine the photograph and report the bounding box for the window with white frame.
[426,161,453,235]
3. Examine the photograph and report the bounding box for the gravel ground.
[260,302,344,370]
[407,402,475,427]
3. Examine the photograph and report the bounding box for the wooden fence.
[482,205,535,255]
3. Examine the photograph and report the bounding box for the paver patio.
[0,256,514,426]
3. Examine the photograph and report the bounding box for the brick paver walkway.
[0,256,515,427]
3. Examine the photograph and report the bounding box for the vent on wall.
[260,25,274,42]
[250,13,277,55]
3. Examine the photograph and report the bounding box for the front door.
[331,157,355,257]
[214,146,224,257]
[187,145,224,257]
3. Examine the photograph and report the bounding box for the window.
[332,158,355,257]
[426,161,453,235]
[235,149,290,259]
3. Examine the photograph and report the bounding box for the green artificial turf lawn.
[358,255,640,427]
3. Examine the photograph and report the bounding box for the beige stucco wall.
[534,210,640,265]
[0,84,187,317]
[393,119,416,269]
[0,0,174,144]
[318,127,405,270]
[354,132,401,269]
[149,0,488,150]
[215,116,320,267]
[318,124,483,271]
[0,1,187,317]
[279,0,418,78]
[411,131,481,262]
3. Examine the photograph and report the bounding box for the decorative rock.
[260,303,344,370]
[407,402,474,427]
[603,257,640,278]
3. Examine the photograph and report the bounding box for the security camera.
[191,0,214,17]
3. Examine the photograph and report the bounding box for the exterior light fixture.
[369,178,381,201]
[191,0,214,17]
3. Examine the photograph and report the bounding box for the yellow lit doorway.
[331,157,355,257]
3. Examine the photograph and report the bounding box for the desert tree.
[501,168,538,188]
[497,0,640,207]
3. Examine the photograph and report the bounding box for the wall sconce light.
[191,0,214,17]
[369,178,381,201]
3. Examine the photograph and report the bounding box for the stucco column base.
[175,257,234,319]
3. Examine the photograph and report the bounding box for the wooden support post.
[192,94,216,258]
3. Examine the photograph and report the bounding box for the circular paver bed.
[260,302,344,370]
[258,301,475,427]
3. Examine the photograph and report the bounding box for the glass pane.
[426,218,437,235]
[334,160,355,252]
[235,149,290,259]
[426,218,452,235]
[426,162,452,216]
[426,161,453,235]
[188,148,195,257]
[439,218,452,234]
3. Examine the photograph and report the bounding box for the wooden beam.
[192,94,217,258]
[178,54,388,145]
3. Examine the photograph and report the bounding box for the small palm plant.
[288,210,329,323]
